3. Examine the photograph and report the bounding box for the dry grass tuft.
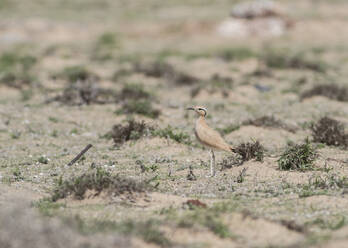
[47,81,116,105]
[233,141,265,163]
[311,117,348,147]
[243,116,296,133]
[52,168,150,201]
[301,84,348,102]
[107,120,153,146]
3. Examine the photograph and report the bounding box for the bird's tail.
[230,146,236,153]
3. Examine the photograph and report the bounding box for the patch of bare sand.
[241,159,311,185]
[62,190,189,211]
[224,212,305,247]
[125,136,189,156]
[226,125,302,151]
[0,182,45,205]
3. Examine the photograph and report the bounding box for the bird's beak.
[186,107,194,111]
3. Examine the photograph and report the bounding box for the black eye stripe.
[198,108,207,116]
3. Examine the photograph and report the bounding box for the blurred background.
[1,1,348,248]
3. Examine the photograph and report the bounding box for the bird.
[187,106,235,177]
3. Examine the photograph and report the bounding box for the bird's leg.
[210,149,216,177]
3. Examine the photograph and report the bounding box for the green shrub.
[278,140,318,171]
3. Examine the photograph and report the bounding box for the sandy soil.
[1,0,348,247]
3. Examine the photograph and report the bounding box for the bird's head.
[186,106,207,117]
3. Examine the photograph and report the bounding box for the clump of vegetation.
[118,83,152,101]
[73,217,171,247]
[219,155,242,170]
[118,99,160,118]
[177,208,231,238]
[106,121,191,146]
[262,50,327,73]
[183,199,207,209]
[233,141,264,163]
[0,51,37,88]
[243,116,296,133]
[51,168,149,201]
[278,140,318,171]
[308,174,348,190]
[47,81,117,105]
[37,156,49,164]
[236,167,247,183]
[153,125,191,145]
[301,84,348,102]
[91,32,120,61]
[191,73,233,98]
[217,47,256,61]
[53,65,98,83]
[311,117,347,147]
[134,61,198,85]
[107,120,153,146]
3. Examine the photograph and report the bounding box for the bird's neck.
[196,115,206,126]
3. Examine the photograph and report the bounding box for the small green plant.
[10,131,21,139]
[70,128,79,135]
[311,117,348,147]
[0,51,37,88]
[153,125,191,145]
[12,167,24,181]
[236,168,247,183]
[48,116,59,123]
[177,208,231,238]
[217,47,256,61]
[308,174,348,190]
[119,83,152,100]
[54,65,96,82]
[74,217,171,247]
[118,99,160,118]
[278,140,318,171]
[33,198,65,216]
[262,49,327,72]
[306,216,346,230]
[92,32,120,61]
[38,156,49,164]
[134,61,198,85]
[217,124,240,135]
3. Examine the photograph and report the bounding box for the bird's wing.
[195,123,231,151]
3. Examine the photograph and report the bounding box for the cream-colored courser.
[187,106,234,176]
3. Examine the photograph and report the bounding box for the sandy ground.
[1,0,348,247]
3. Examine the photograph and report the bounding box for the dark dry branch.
[67,144,93,166]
